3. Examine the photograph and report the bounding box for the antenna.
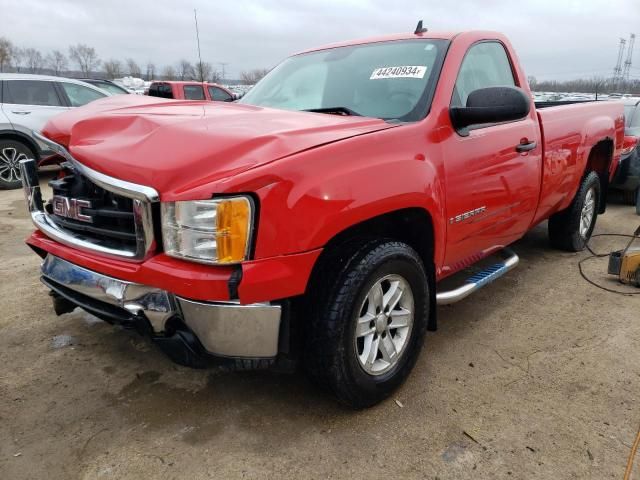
[414,20,427,35]
[194,9,204,83]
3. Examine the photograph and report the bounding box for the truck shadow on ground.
[59,206,633,454]
[84,223,552,441]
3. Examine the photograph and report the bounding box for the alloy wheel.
[354,274,414,376]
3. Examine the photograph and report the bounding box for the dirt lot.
[1,175,639,480]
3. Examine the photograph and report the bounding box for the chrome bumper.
[41,255,282,359]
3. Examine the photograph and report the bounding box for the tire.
[0,139,34,190]
[548,171,600,251]
[304,239,430,409]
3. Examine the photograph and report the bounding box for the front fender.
[213,125,446,266]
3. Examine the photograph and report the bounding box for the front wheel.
[304,240,430,408]
[0,139,34,190]
[548,171,601,251]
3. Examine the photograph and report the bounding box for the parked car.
[146,81,235,101]
[21,28,625,408]
[611,97,640,209]
[0,73,109,189]
[78,78,131,95]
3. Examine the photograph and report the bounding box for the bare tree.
[161,65,176,80]
[146,62,156,81]
[0,37,13,72]
[12,47,24,72]
[177,59,194,80]
[103,59,123,79]
[210,69,222,83]
[126,58,141,77]
[24,48,44,74]
[195,61,213,82]
[240,68,269,85]
[69,44,100,76]
[532,77,640,95]
[45,50,68,76]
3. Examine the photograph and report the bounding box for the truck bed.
[534,100,597,109]
[532,100,624,225]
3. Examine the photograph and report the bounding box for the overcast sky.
[1,0,639,80]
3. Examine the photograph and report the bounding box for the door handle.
[516,140,537,153]
[11,111,31,115]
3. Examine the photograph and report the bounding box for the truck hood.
[43,95,395,197]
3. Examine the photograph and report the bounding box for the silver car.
[0,73,109,189]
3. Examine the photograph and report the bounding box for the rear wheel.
[304,239,430,408]
[548,171,600,251]
[0,139,34,190]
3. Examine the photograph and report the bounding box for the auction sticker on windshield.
[370,66,427,80]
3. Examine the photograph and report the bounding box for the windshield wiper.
[303,106,362,117]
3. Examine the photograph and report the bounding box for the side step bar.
[436,249,519,306]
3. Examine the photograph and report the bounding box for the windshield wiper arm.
[303,106,362,117]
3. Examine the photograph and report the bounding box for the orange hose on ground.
[624,423,640,480]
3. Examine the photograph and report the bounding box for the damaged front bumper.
[41,254,282,366]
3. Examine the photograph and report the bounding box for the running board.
[436,249,519,306]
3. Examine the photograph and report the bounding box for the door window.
[148,83,174,98]
[208,86,233,102]
[60,82,106,107]
[452,42,516,107]
[183,85,205,100]
[4,80,64,106]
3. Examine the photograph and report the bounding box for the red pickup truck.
[146,81,235,102]
[20,28,625,408]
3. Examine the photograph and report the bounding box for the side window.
[183,85,205,100]
[148,83,174,99]
[452,42,516,107]
[4,80,64,106]
[208,86,233,102]
[60,83,106,107]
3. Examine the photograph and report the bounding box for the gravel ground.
[0,175,639,479]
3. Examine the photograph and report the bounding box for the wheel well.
[320,208,434,270]
[585,139,613,213]
[0,132,40,159]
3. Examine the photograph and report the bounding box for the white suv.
[0,73,109,189]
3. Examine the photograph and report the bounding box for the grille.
[47,163,138,252]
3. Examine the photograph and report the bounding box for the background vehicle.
[146,81,235,101]
[0,73,108,189]
[22,30,625,408]
[611,97,640,210]
[78,78,131,95]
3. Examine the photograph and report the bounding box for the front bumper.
[41,254,282,359]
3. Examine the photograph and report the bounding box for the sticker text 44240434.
[370,66,427,80]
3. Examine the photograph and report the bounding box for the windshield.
[240,39,448,122]
[92,81,129,95]
[625,104,640,129]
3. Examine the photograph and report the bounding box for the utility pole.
[218,62,229,82]
[613,37,627,90]
[622,33,636,86]
[613,38,627,89]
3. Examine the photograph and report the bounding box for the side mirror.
[450,86,530,134]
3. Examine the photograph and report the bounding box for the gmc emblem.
[51,195,93,223]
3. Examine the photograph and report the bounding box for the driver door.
[442,41,541,270]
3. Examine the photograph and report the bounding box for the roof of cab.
[294,31,461,56]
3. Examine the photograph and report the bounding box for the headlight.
[161,196,253,264]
